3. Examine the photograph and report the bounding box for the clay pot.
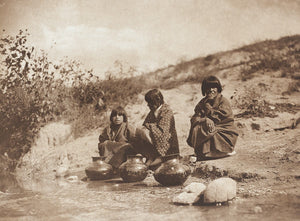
[119,155,148,182]
[154,154,191,186]
[85,156,113,180]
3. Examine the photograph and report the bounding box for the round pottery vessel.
[85,156,113,180]
[119,155,148,182]
[154,154,191,186]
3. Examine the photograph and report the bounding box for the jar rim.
[162,153,180,161]
[127,154,143,159]
[92,156,106,161]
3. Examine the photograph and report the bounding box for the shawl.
[99,122,135,144]
[193,93,234,124]
[187,93,238,154]
[143,103,179,156]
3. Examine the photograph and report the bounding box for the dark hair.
[201,75,222,96]
[145,89,164,106]
[110,106,128,123]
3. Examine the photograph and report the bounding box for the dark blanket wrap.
[187,94,238,157]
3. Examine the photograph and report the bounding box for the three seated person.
[98,76,238,171]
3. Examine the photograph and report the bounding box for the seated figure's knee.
[135,127,152,144]
[98,143,105,156]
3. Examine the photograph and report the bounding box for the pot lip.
[127,154,144,159]
[92,156,106,161]
[162,153,180,161]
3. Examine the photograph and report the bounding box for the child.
[137,89,180,168]
[187,76,238,160]
[98,106,136,169]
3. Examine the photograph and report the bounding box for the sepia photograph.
[0,0,299,220]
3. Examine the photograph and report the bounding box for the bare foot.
[227,150,236,156]
[150,157,163,166]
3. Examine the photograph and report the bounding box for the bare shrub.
[232,86,277,118]
[104,60,140,80]
[98,76,146,106]
[0,30,65,159]
[0,30,99,160]
[251,123,260,130]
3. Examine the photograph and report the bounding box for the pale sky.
[1,0,300,77]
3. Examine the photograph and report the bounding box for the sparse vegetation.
[0,29,70,159]
[1,30,299,171]
[232,86,278,118]
[0,30,149,163]
[251,123,260,131]
[239,36,300,81]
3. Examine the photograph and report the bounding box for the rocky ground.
[14,72,300,199]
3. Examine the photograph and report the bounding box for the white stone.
[55,165,69,177]
[66,176,78,182]
[172,192,201,205]
[183,182,206,193]
[254,206,263,213]
[172,182,206,205]
[203,177,236,203]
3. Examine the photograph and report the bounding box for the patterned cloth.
[187,94,239,158]
[143,103,179,156]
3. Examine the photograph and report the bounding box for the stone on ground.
[183,182,206,193]
[172,182,206,205]
[203,177,236,203]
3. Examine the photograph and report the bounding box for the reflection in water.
[0,174,299,221]
[0,171,22,193]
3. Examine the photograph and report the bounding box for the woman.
[135,89,179,168]
[187,76,238,160]
[98,106,136,169]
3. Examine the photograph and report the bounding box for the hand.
[205,118,215,133]
[143,123,151,130]
[150,157,163,167]
[205,103,213,110]
[142,127,152,144]
[191,116,204,127]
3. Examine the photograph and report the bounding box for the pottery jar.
[154,154,191,186]
[85,156,113,180]
[119,155,148,182]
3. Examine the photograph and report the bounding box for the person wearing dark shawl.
[187,76,238,160]
[134,89,179,168]
[98,106,136,169]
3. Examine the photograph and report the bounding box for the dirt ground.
[15,73,300,198]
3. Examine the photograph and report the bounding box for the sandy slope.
[16,73,299,196]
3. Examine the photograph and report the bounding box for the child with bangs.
[187,75,238,160]
[98,106,136,169]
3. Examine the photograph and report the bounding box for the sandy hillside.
[16,68,300,196]
[15,35,300,194]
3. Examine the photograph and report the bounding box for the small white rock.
[66,176,78,182]
[189,156,197,163]
[172,192,201,205]
[55,166,69,177]
[204,177,237,203]
[254,206,263,213]
[172,182,206,205]
[183,182,206,194]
